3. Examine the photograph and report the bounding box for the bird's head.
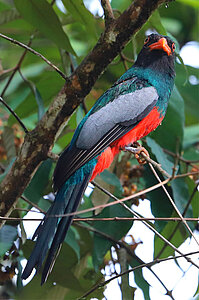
[144,33,175,56]
[134,33,176,77]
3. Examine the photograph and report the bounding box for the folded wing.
[53,81,159,191]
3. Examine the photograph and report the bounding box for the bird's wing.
[53,82,159,191]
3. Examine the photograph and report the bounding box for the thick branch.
[0,0,167,226]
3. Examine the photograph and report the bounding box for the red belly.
[90,107,163,180]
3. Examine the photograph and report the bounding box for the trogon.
[21,33,176,284]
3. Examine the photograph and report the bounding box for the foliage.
[0,0,198,299]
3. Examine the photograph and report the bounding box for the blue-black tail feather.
[41,173,91,284]
[21,172,91,282]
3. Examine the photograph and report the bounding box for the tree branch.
[0,0,168,226]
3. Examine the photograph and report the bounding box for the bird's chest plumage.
[90,106,163,181]
[111,106,163,151]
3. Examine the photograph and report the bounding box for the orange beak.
[149,37,171,56]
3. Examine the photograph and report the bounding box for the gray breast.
[76,86,158,149]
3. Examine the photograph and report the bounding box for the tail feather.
[41,173,90,284]
[21,173,90,282]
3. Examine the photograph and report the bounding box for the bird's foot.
[124,142,149,164]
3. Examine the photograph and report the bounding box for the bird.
[21,33,176,284]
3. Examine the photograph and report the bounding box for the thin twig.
[78,216,198,221]
[171,139,180,178]
[163,148,199,166]
[101,0,114,26]
[0,97,28,133]
[1,36,33,98]
[0,33,67,80]
[1,216,199,222]
[20,195,46,214]
[75,217,199,221]
[81,100,88,114]
[125,146,170,178]
[120,53,129,71]
[78,250,199,300]
[0,216,43,221]
[120,52,134,63]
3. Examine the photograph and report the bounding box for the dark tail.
[21,173,91,284]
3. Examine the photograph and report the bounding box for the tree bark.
[0,0,168,227]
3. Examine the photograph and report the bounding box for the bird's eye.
[172,43,176,51]
[144,37,150,44]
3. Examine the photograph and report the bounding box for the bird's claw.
[125,142,149,165]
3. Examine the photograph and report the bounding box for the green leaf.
[150,85,184,152]
[14,0,76,55]
[186,177,199,219]
[22,240,81,290]
[0,225,17,256]
[2,126,16,163]
[175,63,199,125]
[8,70,63,125]
[20,227,95,297]
[162,18,182,36]
[0,63,46,98]
[148,10,167,35]
[176,0,199,8]
[146,137,174,176]
[100,169,123,192]
[91,176,111,215]
[24,159,53,205]
[62,0,96,37]
[34,87,45,120]
[154,212,188,259]
[183,147,199,161]
[18,73,45,121]
[76,104,85,126]
[183,124,199,148]
[64,227,80,260]
[111,0,131,11]
[0,157,15,184]
[26,83,45,121]
[93,201,133,270]
[171,177,193,220]
[47,242,82,289]
[0,7,20,25]
[16,275,61,300]
[194,275,199,297]
[129,257,150,300]
[16,259,23,290]
[143,164,173,232]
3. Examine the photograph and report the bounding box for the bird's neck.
[132,66,174,98]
